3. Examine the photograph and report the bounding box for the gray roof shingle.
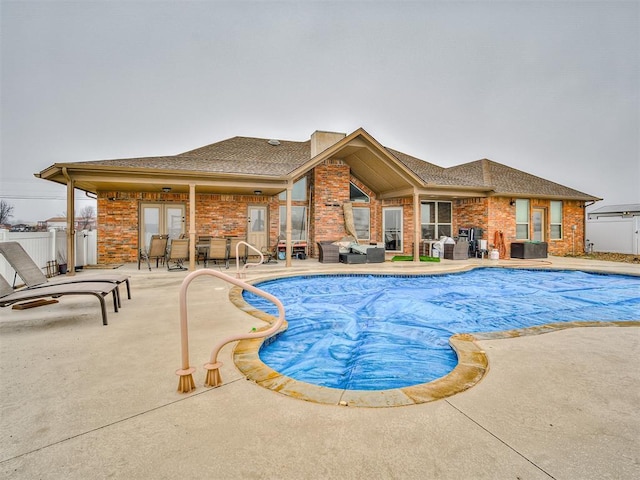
[74,137,310,176]
[444,159,597,199]
[68,135,598,199]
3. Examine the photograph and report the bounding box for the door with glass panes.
[140,203,185,250]
[383,207,403,251]
[247,206,268,252]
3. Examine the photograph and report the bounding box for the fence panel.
[0,230,97,285]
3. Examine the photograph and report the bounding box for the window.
[278,177,307,201]
[353,207,370,240]
[279,206,307,240]
[350,182,370,203]
[515,199,530,239]
[550,201,562,239]
[420,201,452,239]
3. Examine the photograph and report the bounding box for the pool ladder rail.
[175,268,285,393]
[234,240,264,279]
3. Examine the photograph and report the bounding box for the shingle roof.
[181,137,311,175]
[74,137,311,176]
[66,134,598,200]
[443,159,597,199]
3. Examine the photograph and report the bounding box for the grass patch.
[391,255,440,262]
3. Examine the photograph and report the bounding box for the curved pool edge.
[228,268,640,408]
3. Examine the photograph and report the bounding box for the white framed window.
[353,207,370,240]
[515,199,530,240]
[279,206,307,240]
[350,182,370,203]
[420,201,452,239]
[550,201,562,240]
[278,177,307,201]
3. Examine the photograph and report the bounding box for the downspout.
[62,168,76,276]
[188,183,196,271]
[413,189,420,263]
[285,180,293,267]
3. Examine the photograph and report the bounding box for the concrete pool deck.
[1,255,638,479]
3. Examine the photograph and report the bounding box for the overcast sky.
[1,0,638,223]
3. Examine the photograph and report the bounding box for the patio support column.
[188,183,196,271]
[285,181,293,267]
[63,168,76,276]
[413,189,420,263]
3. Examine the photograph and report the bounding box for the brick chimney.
[310,131,346,158]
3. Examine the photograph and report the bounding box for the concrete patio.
[1,256,638,479]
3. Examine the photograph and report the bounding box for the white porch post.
[189,183,196,271]
[413,190,421,263]
[64,168,76,276]
[285,181,293,267]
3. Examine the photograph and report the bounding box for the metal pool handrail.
[175,269,286,393]
[235,240,264,279]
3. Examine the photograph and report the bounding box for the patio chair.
[228,237,248,267]
[166,238,189,271]
[0,273,119,326]
[0,241,131,307]
[205,238,229,268]
[260,242,278,263]
[196,236,212,264]
[317,242,340,263]
[138,235,168,270]
[444,240,470,260]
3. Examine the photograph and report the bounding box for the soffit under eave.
[36,167,290,195]
[377,186,492,200]
[488,191,602,202]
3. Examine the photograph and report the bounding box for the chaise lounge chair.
[0,273,119,326]
[0,241,131,306]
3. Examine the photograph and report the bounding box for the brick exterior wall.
[98,191,281,264]
[97,171,587,264]
[311,160,351,246]
[453,196,586,259]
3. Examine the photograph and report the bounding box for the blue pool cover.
[242,269,640,390]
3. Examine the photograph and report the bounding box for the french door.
[140,203,185,249]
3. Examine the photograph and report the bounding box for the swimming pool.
[242,269,640,391]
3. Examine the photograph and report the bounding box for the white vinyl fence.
[586,216,640,255]
[0,229,97,285]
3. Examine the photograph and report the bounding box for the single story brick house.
[36,128,600,267]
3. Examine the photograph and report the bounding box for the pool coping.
[230,266,640,408]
